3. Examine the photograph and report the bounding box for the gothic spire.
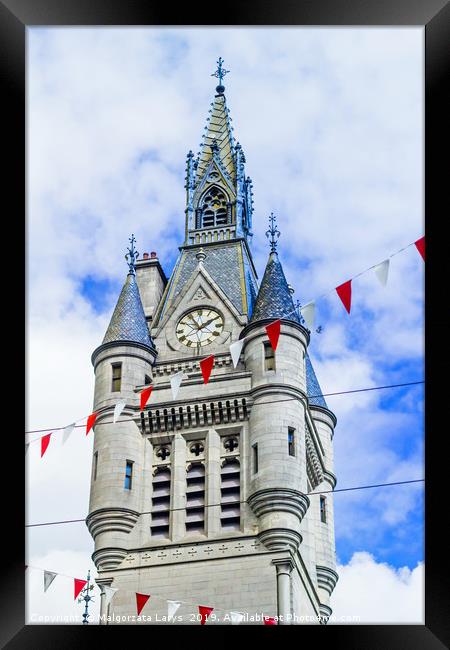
[195,57,236,184]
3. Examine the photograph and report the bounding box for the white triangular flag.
[229,339,245,368]
[43,571,57,592]
[230,611,245,624]
[167,600,182,621]
[103,585,118,607]
[113,400,126,424]
[374,259,390,287]
[62,423,75,445]
[300,301,315,329]
[170,372,184,400]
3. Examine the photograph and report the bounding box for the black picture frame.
[5,0,449,647]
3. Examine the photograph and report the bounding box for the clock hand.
[202,317,218,329]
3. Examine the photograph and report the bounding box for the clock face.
[176,309,224,348]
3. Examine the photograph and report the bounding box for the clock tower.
[87,60,338,625]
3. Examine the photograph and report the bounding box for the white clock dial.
[176,309,224,348]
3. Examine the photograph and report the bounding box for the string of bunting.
[26,563,278,624]
[25,236,424,457]
[26,564,89,601]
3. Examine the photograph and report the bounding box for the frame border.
[5,0,449,646]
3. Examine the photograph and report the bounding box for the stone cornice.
[248,488,310,522]
[86,508,140,538]
[322,470,337,489]
[240,318,310,347]
[316,565,339,596]
[309,404,338,429]
[258,528,302,555]
[92,340,157,369]
[92,547,128,571]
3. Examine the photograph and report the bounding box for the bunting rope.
[24,379,424,447]
[26,561,277,623]
[25,479,424,528]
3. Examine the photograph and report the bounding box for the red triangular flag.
[41,433,52,458]
[86,412,97,436]
[414,236,425,261]
[263,616,277,625]
[199,355,215,385]
[266,319,281,351]
[136,592,151,615]
[199,605,214,625]
[336,280,352,314]
[140,386,153,411]
[74,578,87,600]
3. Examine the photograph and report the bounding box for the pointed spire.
[101,237,155,349]
[251,252,300,324]
[251,217,300,324]
[195,59,235,183]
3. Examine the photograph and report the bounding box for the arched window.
[199,186,228,228]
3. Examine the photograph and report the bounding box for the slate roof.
[250,252,300,323]
[195,92,236,184]
[306,352,328,409]
[102,273,154,348]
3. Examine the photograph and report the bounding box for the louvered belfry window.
[185,463,205,534]
[220,459,241,531]
[151,467,171,538]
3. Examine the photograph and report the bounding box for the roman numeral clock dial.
[176,309,224,348]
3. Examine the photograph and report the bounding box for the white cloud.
[331,552,424,623]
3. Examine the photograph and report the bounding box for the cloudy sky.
[26,27,424,625]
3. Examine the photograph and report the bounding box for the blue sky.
[27,27,424,623]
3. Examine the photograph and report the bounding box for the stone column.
[96,577,114,625]
[171,433,187,541]
[206,428,221,537]
[272,558,294,625]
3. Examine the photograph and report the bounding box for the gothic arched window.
[199,186,228,228]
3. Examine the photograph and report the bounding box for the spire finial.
[211,57,229,94]
[196,247,207,264]
[266,213,281,253]
[125,234,139,275]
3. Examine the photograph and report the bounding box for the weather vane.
[266,213,281,253]
[125,234,139,275]
[211,57,229,93]
[77,570,95,624]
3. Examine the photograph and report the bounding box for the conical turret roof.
[250,252,300,324]
[102,273,154,349]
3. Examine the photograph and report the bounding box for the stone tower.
[87,61,338,625]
